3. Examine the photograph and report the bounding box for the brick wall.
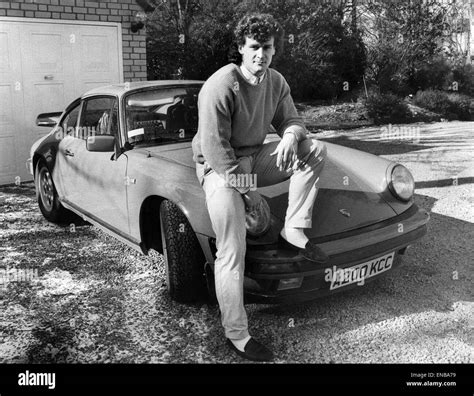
[0,0,147,81]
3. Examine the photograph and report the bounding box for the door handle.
[65,149,75,157]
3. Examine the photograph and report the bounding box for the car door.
[55,100,82,200]
[64,96,129,234]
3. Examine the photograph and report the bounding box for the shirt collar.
[240,64,265,85]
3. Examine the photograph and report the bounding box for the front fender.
[126,155,213,244]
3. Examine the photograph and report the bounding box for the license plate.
[327,251,395,290]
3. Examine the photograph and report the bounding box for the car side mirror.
[86,135,115,152]
[36,112,62,127]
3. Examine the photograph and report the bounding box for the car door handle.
[65,149,75,157]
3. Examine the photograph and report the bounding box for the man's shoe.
[227,338,274,362]
[301,240,329,263]
[279,235,329,264]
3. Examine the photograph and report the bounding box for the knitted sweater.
[192,63,307,192]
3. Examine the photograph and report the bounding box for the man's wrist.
[283,125,308,142]
[283,131,298,141]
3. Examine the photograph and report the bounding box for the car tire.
[36,161,70,223]
[159,200,207,303]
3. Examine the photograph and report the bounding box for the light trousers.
[196,138,327,340]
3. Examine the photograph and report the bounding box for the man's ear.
[238,45,244,55]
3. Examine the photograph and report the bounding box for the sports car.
[27,81,430,303]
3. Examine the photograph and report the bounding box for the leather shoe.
[279,235,329,264]
[301,240,329,263]
[227,338,274,362]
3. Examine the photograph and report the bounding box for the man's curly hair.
[231,13,284,64]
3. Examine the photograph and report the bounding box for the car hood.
[141,139,405,242]
[139,142,197,168]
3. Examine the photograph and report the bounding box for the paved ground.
[0,121,473,364]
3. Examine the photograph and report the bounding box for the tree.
[238,0,367,100]
[357,0,465,95]
[146,0,202,79]
[146,0,367,100]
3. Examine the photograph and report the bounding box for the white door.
[0,18,122,185]
[0,21,24,186]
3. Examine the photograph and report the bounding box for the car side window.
[61,103,81,137]
[78,97,117,139]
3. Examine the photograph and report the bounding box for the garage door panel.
[0,84,14,128]
[21,25,74,77]
[23,80,73,146]
[28,81,68,137]
[80,34,111,73]
[75,27,120,92]
[0,32,11,71]
[0,23,22,183]
[0,136,18,179]
[0,83,21,182]
[0,19,122,185]
[31,82,67,112]
[30,33,65,73]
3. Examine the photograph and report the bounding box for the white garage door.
[0,18,123,185]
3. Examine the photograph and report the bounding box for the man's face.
[238,36,276,77]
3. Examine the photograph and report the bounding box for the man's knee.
[313,141,327,165]
[298,139,326,169]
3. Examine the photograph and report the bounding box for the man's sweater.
[192,63,307,192]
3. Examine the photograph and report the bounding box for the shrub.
[446,93,472,121]
[451,64,474,97]
[360,2,466,96]
[410,56,453,92]
[364,91,410,124]
[414,89,472,120]
[413,89,451,115]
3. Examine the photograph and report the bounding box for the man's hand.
[270,133,299,171]
[242,190,262,213]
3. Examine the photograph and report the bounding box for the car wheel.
[36,161,69,223]
[159,200,207,302]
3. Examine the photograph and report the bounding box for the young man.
[192,13,327,362]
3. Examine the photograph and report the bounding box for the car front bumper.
[240,204,429,303]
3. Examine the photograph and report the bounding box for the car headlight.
[389,164,414,201]
[245,196,271,237]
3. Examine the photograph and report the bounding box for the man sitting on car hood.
[192,13,327,362]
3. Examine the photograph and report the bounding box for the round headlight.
[245,196,271,237]
[390,165,414,201]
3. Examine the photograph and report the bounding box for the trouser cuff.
[225,329,250,341]
[284,220,313,228]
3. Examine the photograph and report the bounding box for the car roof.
[82,80,204,98]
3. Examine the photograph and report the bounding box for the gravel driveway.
[0,121,472,364]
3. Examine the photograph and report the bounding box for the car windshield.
[125,85,201,147]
